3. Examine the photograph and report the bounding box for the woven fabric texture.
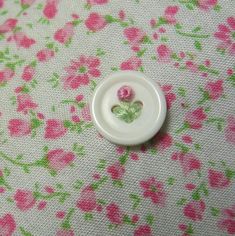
[0,0,235,235]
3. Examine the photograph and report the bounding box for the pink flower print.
[134,225,152,236]
[161,85,176,109]
[21,65,35,82]
[0,214,16,236]
[225,116,235,145]
[47,149,75,171]
[185,61,198,73]
[107,161,125,180]
[208,169,230,188]
[218,205,235,234]
[13,32,35,48]
[17,94,38,114]
[76,186,97,212]
[185,107,207,129]
[205,80,223,100]
[8,119,31,137]
[54,23,74,44]
[14,189,36,211]
[36,49,55,62]
[37,201,47,210]
[43,0,58,19]
[0,0,4,8]
[56,229,75,236]
[140,177,166,206]
[75,94,84,103]
[85,13,107,32]
[156,44,172,63]
[179,153,201,175]
[0,18,17,34]
[44,119,67,139]
[214,17,235,56]
[124,27,145,47]
[120,56,142,71]
[0,68,14,84]
[154,133,173,151]
[182,135,193,144]
[87,0,108,5]
[163,6,179,25]
[184,200,206,221]
[106,203,122,225]
[198,0,218,11]
[21,0,35,6]
[118,10,125,21]
[63,55,100,89]
[81,105,91,121]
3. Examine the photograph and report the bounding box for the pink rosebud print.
[154,133,173,151]
[44,119,67,139]
[134,224,152,236]
[36,49,55,62]
[56,229,75,236]
[106,203,122,225]
[208,169,230,188]
[63,55,100,89]
[117,85,134,102]
[0,0,4,8]
[0,68,14,84]
[179,153,201,176]
[76,186,97,212]
[87,0,108,5]
[185,107,207,129]
[0,214,16,236]
[17,94,38,114]
[184,200,206,221]
[205,80,223,100]
[161,85,176,109]
[81,105,91,121]
[214,17,235,56]
[13,32,35,48]
[198,0,218,10]
[140,177,166,206]
[225,116,235,145]
[124,27,145,47]
[21,0,35,6]
[43,0,58,19]
[85,13,107,32]
[8,119,31,137]
[120,56,142,71]
[21,65,35,82]
[37,201,47,210]
[14,189,36,211]
[218,205,235,234]
[75,94,84,103]
[0,18,17,34]
[107,161,125,180]
[54,23,74,44]
[47,149,75,171]
[156,44,172,63]
[164,6,179,25]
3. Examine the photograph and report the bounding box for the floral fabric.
[0,0,235,235]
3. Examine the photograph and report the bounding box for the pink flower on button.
[117,85,134,102]
[112,85,143,123]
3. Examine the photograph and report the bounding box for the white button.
[91,71,167,146]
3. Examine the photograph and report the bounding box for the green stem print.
[0,151,54,176]
[175,30,210,39]
[61,208,75,229]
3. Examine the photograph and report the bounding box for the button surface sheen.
[91,71,167,146]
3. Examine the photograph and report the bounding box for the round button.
[91,71,167,146]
